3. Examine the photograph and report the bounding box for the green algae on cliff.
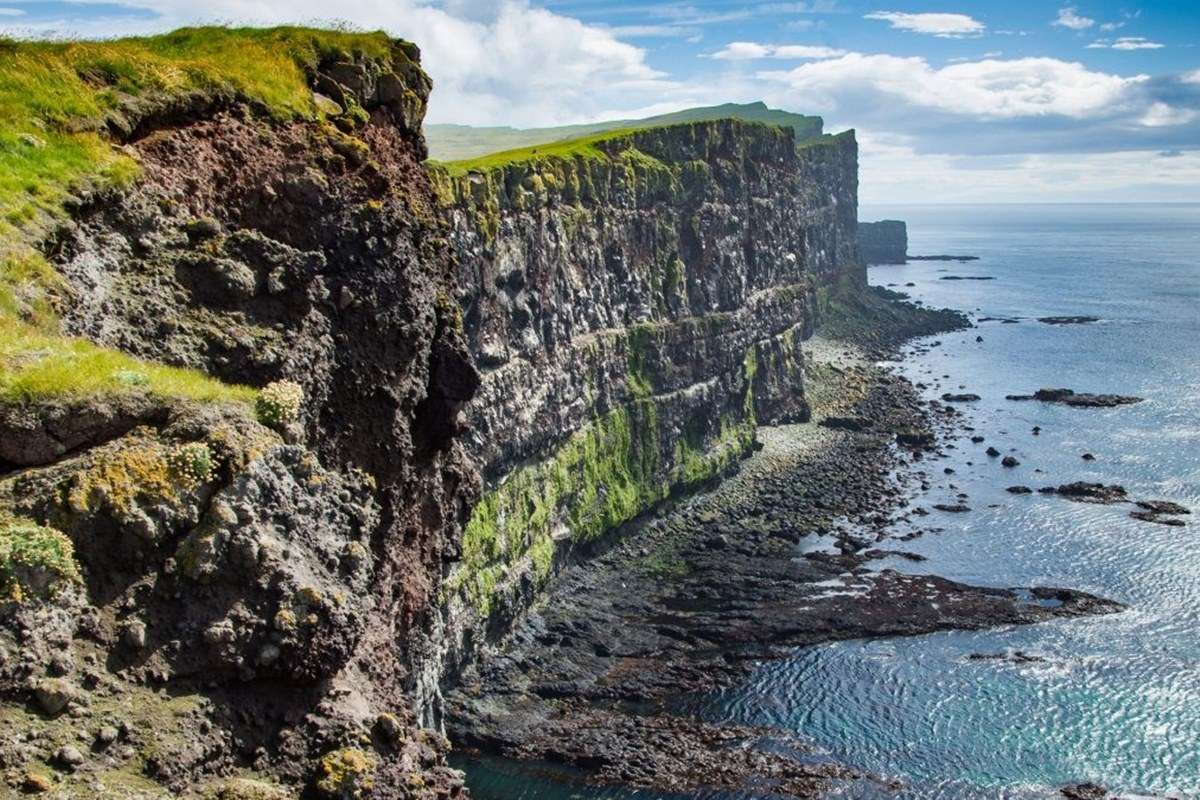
[446,335,760,616]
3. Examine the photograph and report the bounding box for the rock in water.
[1007,388,1143,408]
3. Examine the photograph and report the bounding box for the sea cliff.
[0,27,861,799]
[858,218,908,264]
[427,122,862,703]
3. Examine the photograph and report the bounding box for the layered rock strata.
[429,122,863,697]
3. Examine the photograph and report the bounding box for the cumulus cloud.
[752,52,1200,161]
[1088,37,1165,51]
[864,11,984,38]
[1140,102,1198,127]
[1052,7,1095,30]
[710,42,847,60]
[758,54,1138,119]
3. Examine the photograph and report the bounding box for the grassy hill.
[426,101,823,162]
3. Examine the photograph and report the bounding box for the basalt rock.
[430,121,864,698]
[1007,388,1143,407]
[858,219,907,265]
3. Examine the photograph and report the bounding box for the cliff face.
[1,31,477,799]
[429,123,861,695]
[0,28,861,800]
[858,219,908,264]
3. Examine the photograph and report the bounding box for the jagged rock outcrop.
[429,123,862,694]
[858,219,908,264]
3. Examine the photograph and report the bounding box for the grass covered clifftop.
[429,118,804,213]
[0,26,416,406]
[425,100,824,161]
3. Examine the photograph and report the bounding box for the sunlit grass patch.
[0,317,256,405]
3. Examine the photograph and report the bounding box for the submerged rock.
[1047,482,1129,504]
[1038,316,1099,325]
[1007,388,1143,408]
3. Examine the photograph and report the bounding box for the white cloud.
[710,41,847,60]
[0,7,24,16]
[602,24,700,39]
[948,51,1002,64]
[1140,102,1198,127]
[757,53,1140,119]
[1088,36,1164,51]
[711,41,771,59]
[864,11,984,38]
[1111,37,1165,51]
[1052,7,1095,30]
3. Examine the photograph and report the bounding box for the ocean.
[461,203,1200,799]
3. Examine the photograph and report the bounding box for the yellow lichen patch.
[22,771,54,793]
[295,586,323,606]
[66,434,178,515]
[314,748,377,799]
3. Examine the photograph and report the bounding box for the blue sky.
[4,1,1198,202]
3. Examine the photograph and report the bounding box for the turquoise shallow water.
[460,204,1200,799]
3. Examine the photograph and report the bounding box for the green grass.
[425,101,824,161]
[0,26,402,407]
[0,27,395,254]
[0,313,257,406]
[433,125,649,176]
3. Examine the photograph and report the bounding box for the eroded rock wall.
[2,40,476,799]
[431,123,861,692]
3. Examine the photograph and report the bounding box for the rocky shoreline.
[444,292,1123,797]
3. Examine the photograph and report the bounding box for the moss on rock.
[0,516,81,602]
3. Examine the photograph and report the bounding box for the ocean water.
[460,204,1200,799]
